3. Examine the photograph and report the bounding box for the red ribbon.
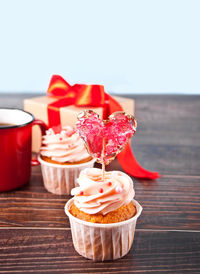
[47,75,160,179]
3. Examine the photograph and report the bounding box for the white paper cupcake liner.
[38,156,95,195]
[65,198,143,261]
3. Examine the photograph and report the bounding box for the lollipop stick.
[102,137,106,181]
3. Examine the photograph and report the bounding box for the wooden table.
[0,94,199,273]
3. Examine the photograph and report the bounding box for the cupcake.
[38,126,95,195]
[65,168,142,261]
[65,110,142,260]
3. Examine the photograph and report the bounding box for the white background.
[0,0,199,94]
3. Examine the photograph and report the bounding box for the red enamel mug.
[0,108,48,192]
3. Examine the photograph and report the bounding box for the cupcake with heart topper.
[65,110,143,261]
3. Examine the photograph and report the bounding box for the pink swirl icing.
[71,168,135,215]
[40,126,90,163]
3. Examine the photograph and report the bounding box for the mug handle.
[31,119,49,166]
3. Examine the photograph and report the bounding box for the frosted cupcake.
[38,126,95,195]
[65,110,142,260]
[65,168,142,261]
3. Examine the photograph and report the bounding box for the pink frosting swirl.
[40,126,90,163]
[71,168,135,215]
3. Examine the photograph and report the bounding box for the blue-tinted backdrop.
[0,0,199,94]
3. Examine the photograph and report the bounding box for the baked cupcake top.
[71,168,135,215]
[40,126,90,163]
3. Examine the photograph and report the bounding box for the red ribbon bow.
[47,75,160,179]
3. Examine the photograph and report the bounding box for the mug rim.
[0,107,34,129]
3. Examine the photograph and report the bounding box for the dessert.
[40,126,92,164]
[65,110,142,261]
[70,168,137,224]
[38,126,95,195]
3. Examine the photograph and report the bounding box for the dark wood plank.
[130,95,200,147]
[130,144,200,176]
[129,94,200,176]
[1,93,200,146]
[0,94,200,273]
[0,165,199,230]
[0,93,44,109]
[111,142,200,176]
[1,94,200,175]
[0,229,199,273]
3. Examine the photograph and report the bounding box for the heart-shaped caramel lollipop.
[76,110,137,166]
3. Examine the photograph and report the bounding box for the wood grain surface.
[0,94,200,273]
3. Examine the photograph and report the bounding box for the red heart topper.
[76,110,137,165]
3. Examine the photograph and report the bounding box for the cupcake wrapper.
[38,156,95,195]
[65,198,143,261]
